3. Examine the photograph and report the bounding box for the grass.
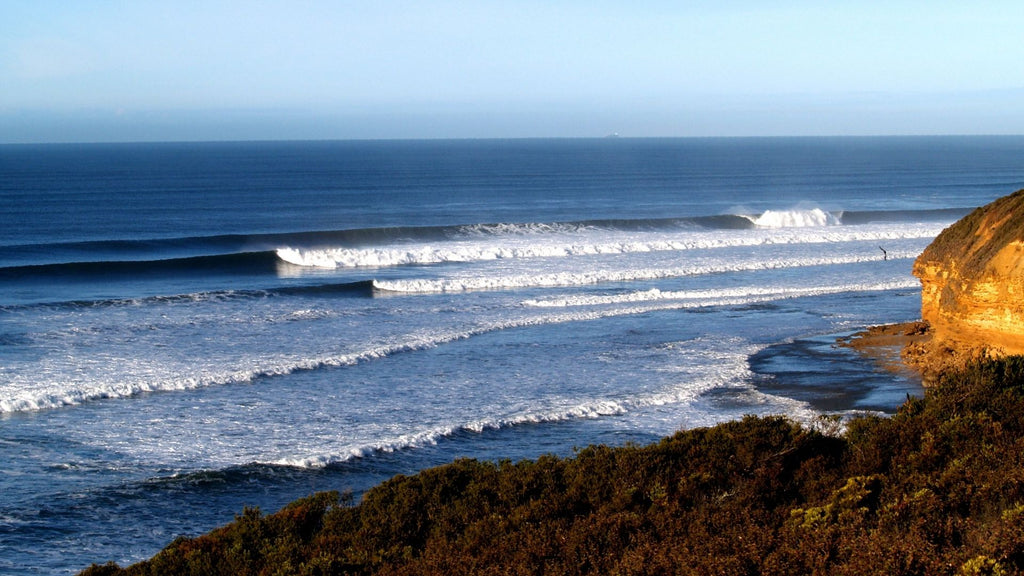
[917,188,1024,277]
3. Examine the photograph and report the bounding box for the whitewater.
[275,215,937,270]
[3,136,1024,575]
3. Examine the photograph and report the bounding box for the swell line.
[0,280,377,312]
[0,251,282,281]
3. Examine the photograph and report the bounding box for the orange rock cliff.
[913,189,1024,359]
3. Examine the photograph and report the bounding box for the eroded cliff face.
[913,189,1024,363]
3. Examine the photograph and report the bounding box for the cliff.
[909,189,1024,375]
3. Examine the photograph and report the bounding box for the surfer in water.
[879,246,887,260]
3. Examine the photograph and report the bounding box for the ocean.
[2,136,1023,574]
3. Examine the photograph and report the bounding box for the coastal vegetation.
[83,357,1024,575]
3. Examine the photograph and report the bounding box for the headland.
[846,190,1024,383]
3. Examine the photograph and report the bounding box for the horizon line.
[4,133,1024,147]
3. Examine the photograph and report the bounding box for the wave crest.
[750,208,841,228]
[278,221,944,270]
[372,253,922,294]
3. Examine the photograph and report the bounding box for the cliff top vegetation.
[917,188,1024,278]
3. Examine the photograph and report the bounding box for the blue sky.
[3,1,1024,142]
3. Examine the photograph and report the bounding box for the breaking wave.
[748,208,842,228]
[372,253,921,294]
[278,221,946,270]
[269,399,631,468]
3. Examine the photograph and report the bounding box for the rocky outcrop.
[909,189,1024,375]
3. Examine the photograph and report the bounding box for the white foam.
[276,247,336,268]
[750,208,841,228]
[456,221,595,236]
[522,279,919,308]
[267,399,632,468]
[372,253,920,294]
[270,426,459,468]
[277,221,945,270]
[0,333,458,414]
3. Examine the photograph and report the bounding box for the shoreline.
[748,324,927,414]
[837,320,936,387]
[837,320,931,374]
[838,320,991,386]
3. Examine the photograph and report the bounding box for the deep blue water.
[2,136,1024,574]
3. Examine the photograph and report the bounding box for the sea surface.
[2,136,1024,574]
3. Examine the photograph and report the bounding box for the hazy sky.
[3,1,1024,142]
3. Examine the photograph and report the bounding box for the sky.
[2,1,1024,143]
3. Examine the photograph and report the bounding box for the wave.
[0,280,378,313]
[0,278,917,415]
[747,208,841,228]
[735,207,968,228]
[0,228,450,269]
[0,251,283,283]
[372,252,923,294]
[520,280,918,307]
[0,223,608,269]
[270,399,632,468]
[280,220,948,270]
[140,462,316,489]
[839,207,969,225]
